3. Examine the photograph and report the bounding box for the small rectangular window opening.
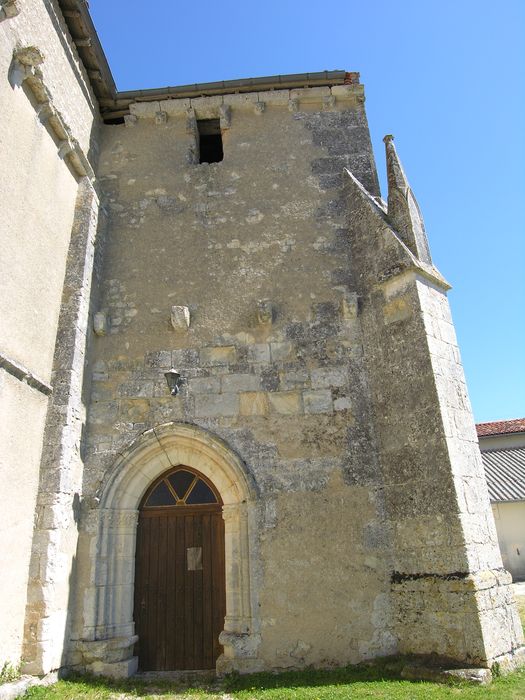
[198,119,223,164]
[104,116,125,125]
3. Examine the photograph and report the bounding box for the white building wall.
[492,502,525,582]
[0,0,98,667]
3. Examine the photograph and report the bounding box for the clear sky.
[90,0,524,423]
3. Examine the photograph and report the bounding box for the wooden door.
[134,467,226,670]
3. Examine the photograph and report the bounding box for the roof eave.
[57,3,356,119]
[57,0,116,101]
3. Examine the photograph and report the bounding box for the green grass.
[23,596,525,700]
[0,661,21,684]
[23,662,525,700]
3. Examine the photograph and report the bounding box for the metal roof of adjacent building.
[477,418,525,437]
[480,447,525,502]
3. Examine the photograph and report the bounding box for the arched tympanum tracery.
[80,422,259,675]
[141,466,222,509]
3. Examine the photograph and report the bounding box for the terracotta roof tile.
[476,418,525,437]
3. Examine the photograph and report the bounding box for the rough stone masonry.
[0,0,523,682]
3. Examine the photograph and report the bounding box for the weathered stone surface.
[268,391,302,415]
[189,376,221,394]
[240,392,269,416]
[311,366,348,389]
[194,393,239,417]
[303,389,333,414]
[221,373,261,393]
[4,23,521,679]
[200,346,236,365]
[93,311,107,336]
[247,343,271,363]
[170,305,190,331]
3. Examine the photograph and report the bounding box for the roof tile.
[476,418,525,437]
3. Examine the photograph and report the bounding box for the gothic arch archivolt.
[77,422,260,675]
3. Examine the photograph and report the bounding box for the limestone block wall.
[0,0,98,669]
[76,86,399,670]
[344,165,524,669]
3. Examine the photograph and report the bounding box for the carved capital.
[219,631,261,659]
[222,503,247,524]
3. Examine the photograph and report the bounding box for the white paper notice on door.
[187,546,203,571]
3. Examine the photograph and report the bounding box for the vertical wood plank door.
[134,467,226,671]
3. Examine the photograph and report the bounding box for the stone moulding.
[124,84,365,123]
[0,351,53,396]
[9,47,95,181]
[75,422,261,676]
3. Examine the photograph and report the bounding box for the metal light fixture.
[164,369,182,396]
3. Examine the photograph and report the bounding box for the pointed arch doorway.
[77,423,260,677]
[134,466,226,670]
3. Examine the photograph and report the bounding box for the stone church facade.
[1,0,523,679]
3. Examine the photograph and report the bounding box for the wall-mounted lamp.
[164,369,182,396]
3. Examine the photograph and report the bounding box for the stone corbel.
[170,305,190,331]
[10,46,95,180]
[0,0,20,20]
[256,299,273,326]
[93,312,107,337]
[10,46,44,87]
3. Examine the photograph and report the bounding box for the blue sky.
[90,0,524,422]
